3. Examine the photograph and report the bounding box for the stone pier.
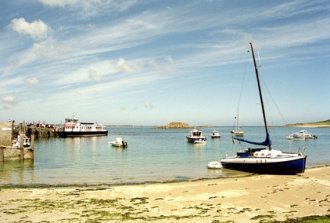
[0,121,34,162]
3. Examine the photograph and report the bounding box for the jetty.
[0,121,35,162]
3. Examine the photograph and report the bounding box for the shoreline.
[0,166,329,222]
[0,165,327,188]
[285,124,330,128]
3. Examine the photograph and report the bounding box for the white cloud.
[39,0,138,15]
[2,95,16,104]
[39,0,78,8]
[9,18,49,40]
[144,102,153,109]
[150,56,175,74]
[27,77,39,86]
[88,69,101,81]
[115,58,135,73]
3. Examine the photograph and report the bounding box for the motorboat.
[12,135,31,148]
[186,129,207,144]
[56,115,108,137]
[207,161,222,169]
[287,130,317,140]
[218,43,307,175]
[194,138,207,144]
[211,130,221,139]
[109,137,128,148]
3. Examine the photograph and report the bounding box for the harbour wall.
[0,121,58,162]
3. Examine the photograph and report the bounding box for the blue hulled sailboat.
[220,43,307,174]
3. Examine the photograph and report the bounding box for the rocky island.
[158,122,192,129]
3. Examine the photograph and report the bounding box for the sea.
[0,126,329,186]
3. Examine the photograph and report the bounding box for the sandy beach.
[0,166,329,223]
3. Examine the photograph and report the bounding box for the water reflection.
[0,159,34,185]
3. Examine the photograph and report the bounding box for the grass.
[270,214,330,223]
[286,119,330,127]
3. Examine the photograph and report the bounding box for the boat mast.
[249,42,271,149]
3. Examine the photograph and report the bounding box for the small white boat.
[23,137,31,147]
[231,115,244,137]
[186,129,207,144]
[109,137,128,148]
[211,130,221,139]
[194,138,207,144]
[207,161,222,169]
[286,130,317,140]
[13,135,31,148]
[230,128,244,137]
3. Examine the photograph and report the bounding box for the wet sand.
[0,166,329,222]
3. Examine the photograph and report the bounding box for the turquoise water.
[0,126,329,185]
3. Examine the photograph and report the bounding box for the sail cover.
[233,133,272,147]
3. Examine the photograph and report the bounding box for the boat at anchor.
[186,129,207,144]
[286,130,317,140]
[211,129,221,139]
[218,43,307,174]
[56,115,108,137]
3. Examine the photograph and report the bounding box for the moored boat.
[56,115,108,137]
[211,129,221,139]
[207,161,222,169]
[231,115,244,137]
[286,130,317,140]
[218,43,307,175]
[230,128,244,137]
[186,129,207,144]
[109,137,128,148]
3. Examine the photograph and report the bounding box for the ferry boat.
[56,116,108,137]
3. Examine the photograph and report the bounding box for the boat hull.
[57,130,108,137]
[221,155,307,175]
[186,136,207,143]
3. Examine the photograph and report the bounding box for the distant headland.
[285,119,330,128]
[158,122,192,129]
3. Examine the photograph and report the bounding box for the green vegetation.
[270,214,330,223]
[158,121,192,129]
[286,119,330,127]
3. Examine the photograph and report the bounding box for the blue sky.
[1,0,329,126]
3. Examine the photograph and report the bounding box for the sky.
[1,0,329,126]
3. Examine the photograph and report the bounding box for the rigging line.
[259,74,288,125]
[233,52,250,128]
[254,48,287,126]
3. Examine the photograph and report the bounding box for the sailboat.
[230,116,244,137]
[220,43,307,174]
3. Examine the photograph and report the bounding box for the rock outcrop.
[158,122,191,129]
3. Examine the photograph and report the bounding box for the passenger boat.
[186,129,207,144]
[56,115,108,137]
[219,43,307,175]
[211,130,221,139]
